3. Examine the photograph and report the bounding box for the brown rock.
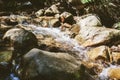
[87,46,112,62]
[112,52,120,64]
[108,67,120,79]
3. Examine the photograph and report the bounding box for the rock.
[82,61,103,75]
[60,12,75,25]
[69,24,80,38]
[112,52,120,64]
[77,14,102,27]
[99,67,120,80]
[20,48,84,80]
[45,4,60,16]
[75,26,120,47]
[61,23,72,31]
[108,67,120,79]
[3,28,38,56]
[112,22,120,30]
[50,18,61,27]
[35,9,45,17]
[87,46,112,62]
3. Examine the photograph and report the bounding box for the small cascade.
[24,24,89,59]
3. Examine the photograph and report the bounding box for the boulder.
[75,26,120,47]
[77,14,102,27]
[44,4,60,16]
[87,46,112,62]
[20,48,84,80]
[3,28,38,56]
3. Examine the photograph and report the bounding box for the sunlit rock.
[87,46,112,62]
[45,4,60,16]
[20,48,84,80]
[75,26,120,47]
[108,67,120,79]
[112,52,120,64]
[77,14,102,27]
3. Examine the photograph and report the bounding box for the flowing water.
[25,24,89,59]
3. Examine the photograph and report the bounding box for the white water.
[24,24,88,59]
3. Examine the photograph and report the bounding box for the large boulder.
[75,26,120,47]
[20,48,84,80]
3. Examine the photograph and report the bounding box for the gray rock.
[20,48,84,80]
[3,28,38,55]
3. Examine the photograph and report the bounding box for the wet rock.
[20,48,84,80]
[87,46,112,62]
[75,26,120,47]
[112,52,120,64]
[50,18,61,27]
[35,9,45,17]
[77,14,102,27]
[3,28,38,56]
[60,12,75,25]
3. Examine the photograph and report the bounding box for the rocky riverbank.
[0,1,120,80]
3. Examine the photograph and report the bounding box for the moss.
[0,51,12,62]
